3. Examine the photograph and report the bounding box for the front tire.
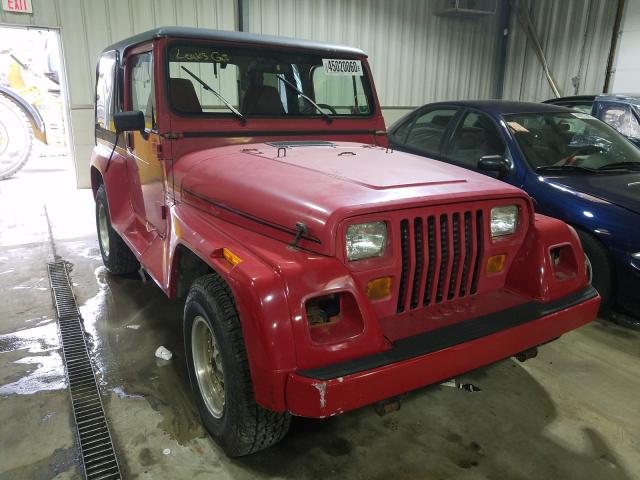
[576,230,613,311]
[0,95,33,180]
[95,184,139,275]
[184,274,291,456]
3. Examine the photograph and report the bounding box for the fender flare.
[0,85,47,144]
[169,204,298,411]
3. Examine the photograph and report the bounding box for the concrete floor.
[1,155,639,480]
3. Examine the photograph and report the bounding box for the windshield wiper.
[180,66,246,125]
[535,165,597,173]
[275,74,333,124]
[598,161,640,171]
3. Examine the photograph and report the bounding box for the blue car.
[388,101,640,317]
[543,94,640,148]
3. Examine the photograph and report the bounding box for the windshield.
[167,45,372,118]
[504,112,640,171]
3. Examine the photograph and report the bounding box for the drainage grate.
[48,262,122,480]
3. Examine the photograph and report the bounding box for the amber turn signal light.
[223,248,242,267]
[367,276,393,300]
[486,254,506,274]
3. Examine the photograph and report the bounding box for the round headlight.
[346,222,387,261]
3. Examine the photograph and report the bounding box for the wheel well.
[90,166,103,198]
[570,224,616,274]
[570,224,608,254]
[174,245,214,298]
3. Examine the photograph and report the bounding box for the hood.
[178,141,527,255]
[546,172,640,215]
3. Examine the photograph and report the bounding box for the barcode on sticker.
[322,59,363,76]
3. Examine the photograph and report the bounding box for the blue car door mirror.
[478,155,510,178]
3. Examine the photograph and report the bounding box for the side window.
[600,103,640,139]
[405,108,458,154]
[96,51,117,132]
[447,112,505,168]
[130,52,156,129]
[391,116,414,144]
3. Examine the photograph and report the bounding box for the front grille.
[397,209,485,313]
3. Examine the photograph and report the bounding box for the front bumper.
[285,286,599,418]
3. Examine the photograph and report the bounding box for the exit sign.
[2,0,32,14]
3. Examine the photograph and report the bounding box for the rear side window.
[405,108,458,154]
[553,101,593,114]
[391,116,413,144]
[96,51,117,132]
[130,52,156,129]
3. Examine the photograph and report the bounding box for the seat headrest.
[458,127,484,149]
[431,115,453,127]
[170,78,202,114]
[241,85,285,115]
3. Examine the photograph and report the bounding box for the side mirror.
[113,111,145,134]
[478,155,510,178]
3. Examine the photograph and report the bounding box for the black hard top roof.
[102,26,366,59]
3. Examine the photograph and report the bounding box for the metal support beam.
[493,0,512,99]
[604,0,626,93]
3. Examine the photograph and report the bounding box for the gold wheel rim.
[192,315,225,418]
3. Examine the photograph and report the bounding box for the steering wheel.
[316,103,338,115]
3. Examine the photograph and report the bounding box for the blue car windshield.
[504,112,640,171]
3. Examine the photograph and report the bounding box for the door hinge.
[161,132,183,140]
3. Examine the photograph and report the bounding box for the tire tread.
[96,184,139,275]
[187,274,290,456]
[0,94,33,180]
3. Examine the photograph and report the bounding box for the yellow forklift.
[0,48,59,179]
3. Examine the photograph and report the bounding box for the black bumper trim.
[298,286,598,381]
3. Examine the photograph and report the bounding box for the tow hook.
[374,394,406,416]
[515,347,538,362]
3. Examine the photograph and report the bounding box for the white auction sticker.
[322,59,363,76]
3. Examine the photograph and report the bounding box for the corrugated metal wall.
[0,0,236,187]
[611,0,640,92]
[245,0,501,123]
[1,0,618,186]
[503,0,618,101]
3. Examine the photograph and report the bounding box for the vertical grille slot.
[436,214,449,304]
[471,210,484,294]
[459,211,473,296]
[447,213,461,300]
[423,215,436,306]
[48,262,122,480]
[397,219,410,313]
[410,218,424,309]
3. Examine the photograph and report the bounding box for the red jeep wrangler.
[91,27,600,456]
